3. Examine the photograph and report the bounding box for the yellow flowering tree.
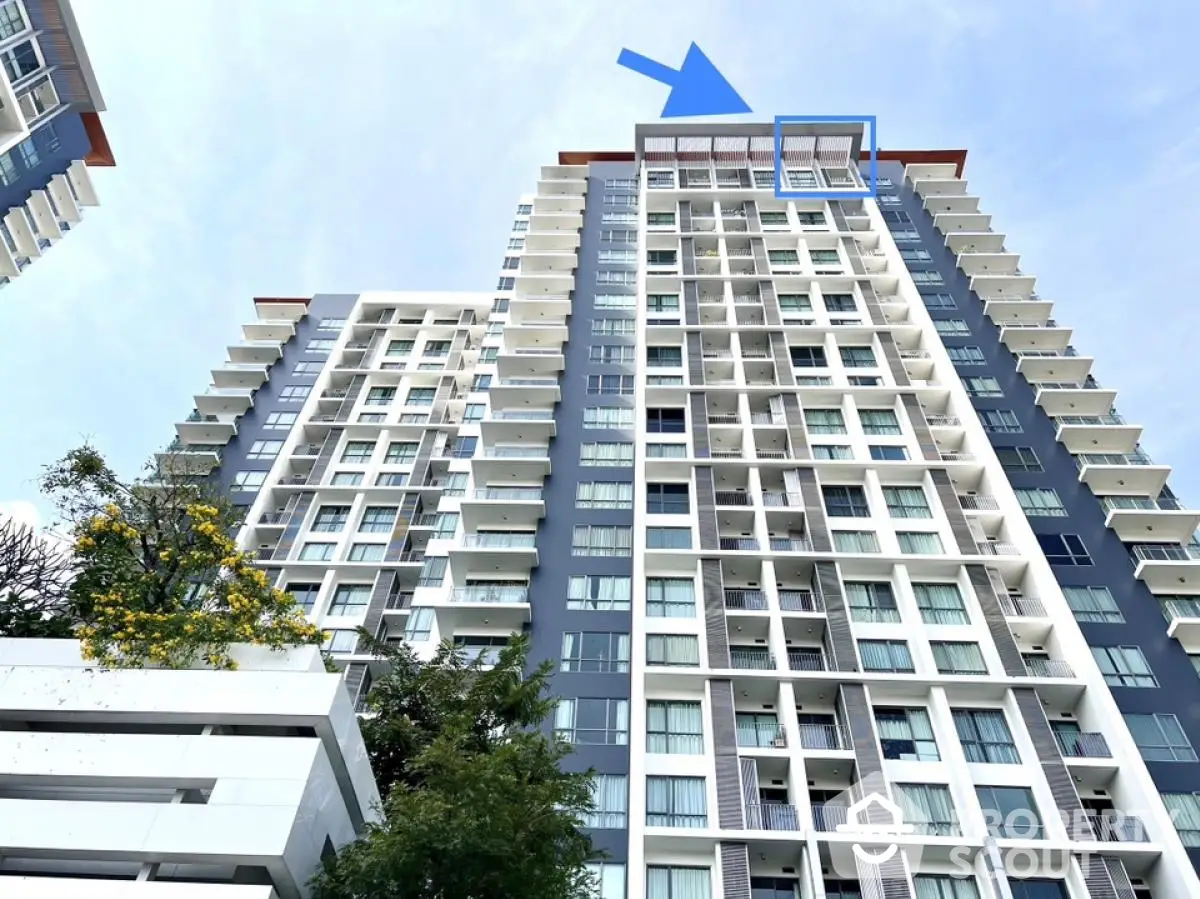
[41,445,322,670]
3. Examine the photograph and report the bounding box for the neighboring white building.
[0,639,380,898]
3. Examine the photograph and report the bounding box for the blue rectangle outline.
[774,115,877,200]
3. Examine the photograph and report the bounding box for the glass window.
[996,446,1042,473]
[647,701,703,754]
[976,785,1043,839]
[980,409,1022,433]
[646,527,692,549]
[646,578,695,618]
[1062,586,1124,623]
[346,543,385,562]
[875,707,938,760]
[804,408,846,434]
[1092,646,1157,687]
[340,440,376,463]
[860,409,901,435]
[859,640,914,673]
[1037,533,1091,566]
[814,445,853,460]
[883,486,932,519]
[646,867,710,899]
[285,583,321,613]
[1162,794,1200,847]
[823,485,870,518]
[586,864,626,899]
[869,445,908,461]
[571,525,633,557]
[327,584,371,616]
[790,346,827,368]
[358,506,397,533]
[582,775,627,829]
[554,698,629,745]
[561,633,630,673]
[297,542,335,561]
[832,530,880,553]
[580,442,634,467]
[1015,487,1067,517]
[931,641,987,674]
[647,483,690,514]
[913,875,981,899]
[913,584,969,625]
[963,376,1002,397]
[895,783,959,836]
[232,471,266,490]
[839,346,877,368]
[575,481,633,509]
[246,440,282,461]
[646,634,700,667]
[845,582,899,623]
[311,505,351,532]
[646,776,707,828]
[567,575,631,611]
[1124,713,1197,762]
[952,709,1020,764]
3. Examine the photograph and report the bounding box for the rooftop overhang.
[632,122,862,169]
[80,112,114,166]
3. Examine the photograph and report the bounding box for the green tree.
[311,635,600,899]
[40,445,321,669]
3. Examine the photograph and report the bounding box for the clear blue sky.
[3,0,1199,528]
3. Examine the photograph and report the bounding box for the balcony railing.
[725,589,767,611]
[797,723,850,751]
[958,494,1000,511]
[1054,731,1112,759]
[926,414,960,426]
[1057,413,1126,427]
[998,595,1046,617]
[778,590,822,612]
[483,446,550,458]
[461,533,537,549]
[496,377,560,387]
[720,537,760,551]
[292,443,323,456]
[472,488,544,501]
[715,490,751,506]
[787,649,826,672]
[1160,597,1200,621]
[811,805,849,832]
[729,647,775,670]
[707,413,741,425]
[488,410,556,421]
[769,536,812,552]
[975,542,1020,556]
[940,452,976,463]
[737,725,787,749]
[1023,658,1075,679]
[1131,544,1200,563]
[745,803,801,831]
[1101,496,1183,513]
[1084,814,1149,843]
[451,585,529,604]
[1076,451,1155,468]
[762,491,803,507]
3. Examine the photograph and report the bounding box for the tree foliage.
[311,635,600,899]
[40,444,321,669]
[0,515,75,638]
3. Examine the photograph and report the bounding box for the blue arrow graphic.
[617,42,751,118]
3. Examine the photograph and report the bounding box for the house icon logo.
[836,791,914,865]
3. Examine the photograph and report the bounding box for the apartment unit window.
[833,530,880,553]
[583,407,634,430]
[647,443,687,458]
[796,212,825,226]
[646,346,683,367]
[605,193,639,207]
[515,204,532,215]
[881,210,912,225]
[327,584,371,616]
[647,483,690,515]
[646,634,700,667]
[595,293,636,309]
[292,361,322,375]
[1092,645,1157,687]
[875,707,939,760]
[600,231,637,245]
[646,578,695,618]
[431,512,458,539]
[839,346,876,368]
[386,339,414,357]
[1037,533,1091,566]
[976,786,1043,839]
[554,698,629,745]
[646,777,707,828]
[883,486,931,519]
[947,346,986,366]
[232,471,266,490]
[869,446,908,461]
[932,642,987,675]
[604,178,636,190]
[561,632,630,673]
[736,712,784,748]
[581,442,634,467]
[814,445,854,460]
[805,408,846,434]
[590,345,636,365]
[790,346,827,368]
[417,557,447,588]
[646,250,677,268]
[846,582,900,623]
[593,318,637,335]
[359,413,386,423]
[895,783,959,836]
[587,374,635,395]
[910,271,944,285]
[823,485,870,518]
[891,229,921,242]
[899,248,933,263]
[953,709,1020,763]
[506,238,524,250]
[646,527,692,549]
[262,411,298,430]
[1062,586,1124,623]
[809,249,840,266]
[338,439,374,463]
[1014,487,1066,517]
[597,271,637,286]
[980,409,1022,433]
[363,386,396,407]
[572,525,633,557]
[933,319,971,336]
[647,868,711,899]
[567,575,631,611]
[598,249,635,264]
[859,640,914,673]
[462,403,485,422]
[922,293,956,309]
[646,212,675,227]
[306,338,335,355]
[1124,714,1197,761]
[647,701,703,754]
[501,257,519,271]
[583,775,627,829]
[358,506,397,533]
[575,482,633,510]
[897,532,944,554]
[913,876,981,899]
[964,376,1002,397]
[759,211,788,225]
[385,441,417,464]
[860,409,901,435]
[914,584,968,624]
[285,583,321,613]
[786,169,817,189]
[1162,795,1200,847]
[324,630,359,654]
[406,387,435,407]
[997,446,1042,473]
[245,440,282,461]
[471,374,492,392]
[647,408,686,433]
[298,543,335,562]
[311,505,350,532]
[769,250,801,268]
[496,277,514,290]
[347,543,385,562]
[647,293,680,313]
[602,212,637,225]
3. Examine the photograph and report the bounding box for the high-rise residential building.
[168,122,1200,899]
[0,0,112,287]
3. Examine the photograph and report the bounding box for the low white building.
[0,639,381,898]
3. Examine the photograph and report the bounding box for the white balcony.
[486,376,561,407]
[175,413,238,444]
[518,249,575,273]
[959,250,1020,277]
[982,294,1054,323]
[1034,382,1118,417]
[458,487,546,531]
[932,211,992,233]
[5,206,40,257]
[509,292,572,324]
[924,194,980,216]
[1015,349,1094,383]
[227,340,283,365]
[472,444,552,481]
[512,269,575,296]
[253,298,308,322]
[47,173,82,223]
[999,324,1072,353]
[528,209,581,232]
[911,176,967,198]
[969,272,1037,298]
[447,532,539,581]
[523,230,580,253]
[242,318,296,342]
[496,345,565,379]
[27,190,62,240]
[1132,544,1200,591]
[1076,452,1171,496]
[479,408,556,442]
[946,231,1005,254]
[904,162,959,182]
[194,386,255,416]
[1103,498,1200,544]
[530,194,584,214]
[211,362,269,389]
[429,584,532,630]
[1055,414,1141,455]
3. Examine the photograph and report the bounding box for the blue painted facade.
[210,295,358,511]
[0,112,90,216]
[526,161,637,863]
[872,160,1200,871]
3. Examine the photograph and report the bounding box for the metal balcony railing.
[461,533,537,549]
[483,446,550,458]
[724,589,767,611]
[1056,413,1126,427]
[762,491,803,507]
[737,725,787,749]
[958,494,1000,511]
[1076,451,1155,468]
[769,537,812,552]
[787,649,826,672]
[471,488,543,501]
[998,595,1046,617]
[720,537,760,551]
[797,723,850,751]
[1131,544,1200,563]
[292,443,322,456]
[715,490,751,506]
[728,647,775,670]
[975,542,1020,556]
[1101,496,1183,512]
[1084,814,1149,843]
[451,586,529,604]
[1053,731,1112,759]
[778,590,822,612]
[1023,658,1075,679]
[745,803,801,831]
